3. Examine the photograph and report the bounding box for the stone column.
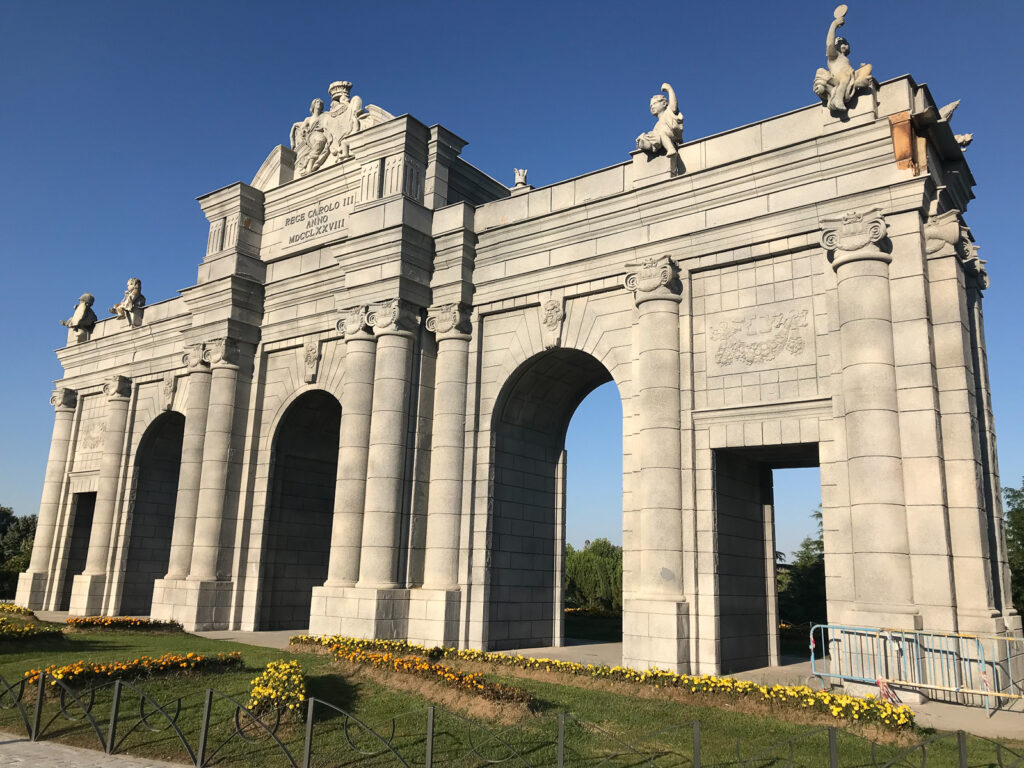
[627,256,684,596]
[164,344,212,580]
[188,339,239,583]
[16,388,77,609]
[621,256,689,673]
[69,375,131,615]
[325,307,377,586]
[421,303,471,589]
[357,299,419,589]
[821,209,920,628]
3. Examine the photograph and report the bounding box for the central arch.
[258,390,341,630]
[485,347,621,650]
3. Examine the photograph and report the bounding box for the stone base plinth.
[847,604,923,631]
[15,571,49,610]
[406,588,461,648]
[68,572,107,616]
[630,149,683,188]
[150,578,232,631]
[622,596,690,672]
[308,584,410,639]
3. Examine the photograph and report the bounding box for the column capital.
[367,298,420,337]
[624,255,682,305]
[203,338,240,369]
[426,303,472,340]
[337,305,374,341]
[50,387,77,412]
[182,342,211,372]
[820,208,890,270]
[102,375,131,400]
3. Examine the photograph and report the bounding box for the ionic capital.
[50,387,77,412]
[425,303,472,340]
[337,305,374,341]
[367,298,420,337]
[102,375,132,400]
[182,342,211,372]
[820,208,890,270]
[202,338,240,369]
[924,209,963,256]
[624,255,682,305]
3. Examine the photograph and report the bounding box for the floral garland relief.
[711,308,810,367]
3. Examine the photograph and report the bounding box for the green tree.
[0,505,36,599]
[776,506,827,626]
[1004,478,1024,616]
[565,538,622,613]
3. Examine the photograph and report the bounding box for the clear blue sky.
[1,1,1020,560]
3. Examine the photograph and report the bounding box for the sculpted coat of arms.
[289,80,394,177]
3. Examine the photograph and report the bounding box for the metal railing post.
[31,670,44,741]
[302,698,315,768]
[425,706,434,768]
[828,726,838,768]
[106,679,122,754]
[958,730,968,767]
[197,688,213,768]
[692,721,701,768]
[557,712,564,768]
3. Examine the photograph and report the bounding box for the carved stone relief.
[705,298,816,376]
[540,298,564,349]
[303,339,321,384]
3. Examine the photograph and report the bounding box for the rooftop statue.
[60,293,98,342]
[636,83,683,156]
[288,80,396,178]
[109,278,145,328]
[813,5,874,113]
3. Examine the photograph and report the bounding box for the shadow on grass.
[306,673,360,719]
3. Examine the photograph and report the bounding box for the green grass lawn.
[0,626,1021,767]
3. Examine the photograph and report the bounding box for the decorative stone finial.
[812,5,874,113]
[513,169,528,188]
[50,387,77,411]
[288,80,395,177]
[102,374,132,399]
[624,255,682,303]
[109,278,145,328]
[425,304,471,338]
[60,293,98,342]
[636,83,683,157]
[820,208,888,269]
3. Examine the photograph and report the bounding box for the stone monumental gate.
[17,37,1021,675]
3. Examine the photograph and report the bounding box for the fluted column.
[325,307,377,586]
[421,304,472,589]
[83,375,132,575]
[821,209,918,626]
[164,344,212,579]
[357,299,419,589]
[16,389,78,608]
[188,339,239,583]
[625,256,684,597]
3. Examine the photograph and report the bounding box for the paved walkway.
[0,737,185,767]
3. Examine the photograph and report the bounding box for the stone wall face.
[17,75,1019,673]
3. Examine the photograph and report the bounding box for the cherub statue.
[291,98,331,177]
[109,278,145,327]
[636,83,683,157]
[61,293,98,341]
[813,5,874,113]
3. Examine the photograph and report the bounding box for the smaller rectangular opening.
[58,492,95,611]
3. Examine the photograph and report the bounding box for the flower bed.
[0,602,35,617]
[292,635,913,730]
[65,616,184,631]
[25,650,243,686]
[332,645,532,706]
[248,659,307,714]
[0,617,63,640]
